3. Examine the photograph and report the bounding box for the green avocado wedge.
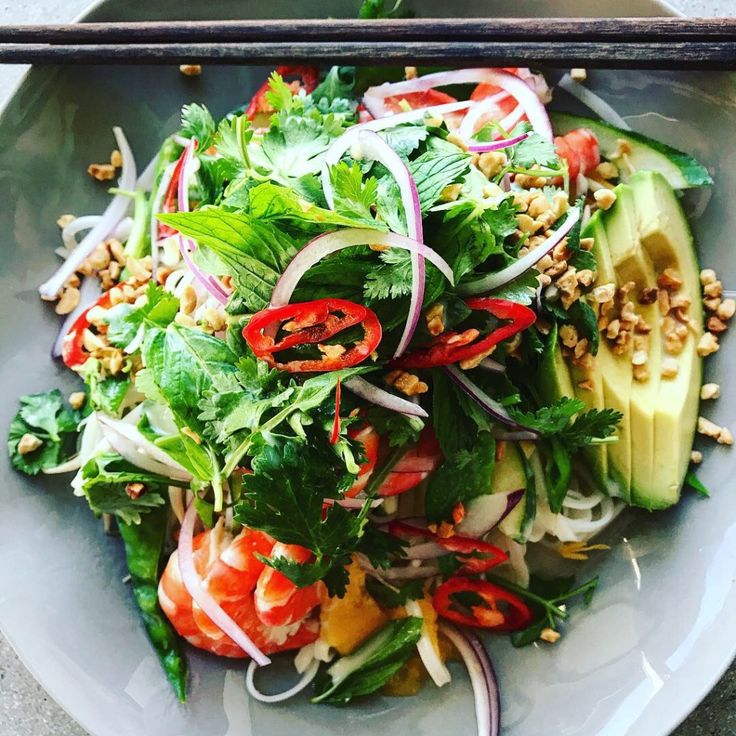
[550,111,712,190]
[602,184,664,505]
[629,170,703,509]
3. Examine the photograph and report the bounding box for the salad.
[7,18,731,736]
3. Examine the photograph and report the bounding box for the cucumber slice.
[550,111,712,190]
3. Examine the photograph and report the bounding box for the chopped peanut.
[719,427,734,446]
[700,268,717,286]
[697,332,720,357]
[446,132,469,152]
[593,189,617,210]
[110,149,123,168]
[17,433,42,455]
[318,344,347,360]
[657,268,683,291]
[701,383,721,400]
[691,450,703,464]
[660,357,679,379]
[703,280,723,298]
[68,391,86,410]
[707,316,728,334]
[384,370,428,397]
[57,214,75,228]
[570,67,587,82]
[180,285,198,315]
[698,416,722,439]
[717,298,735,321]
[125,482,146,500]
[87,163,116,181]
[179,64,202,76]
[540,628,561,644]
[477,151,507,179]
[55,287,80,315]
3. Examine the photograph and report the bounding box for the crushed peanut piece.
[579,237,594,251]
[425,303,446,336]
[698,416,723,439]
[691,450,703,464]
[55,286,81,315]
[593,188,617,210]
[717,298,735,321]
[638,287,658,305]
[661,357,679,379]
[174,313,196,328]
[570,67,588,82]
[701,383,721,400]
[657,268,683,291]
[318,344,347,360]
[87,163,116,181]
[540,628,561,644]
[110,149,123,167]
[703,280,723,298]
[477,151,507,179]
[180,284,198,315]
[707,316,728,334]
[68,391,86,410]
[696,332,719,357]
[446,132,469,151]
[700,268,717,286]
[559,324,579,348]
[179,64,202,76]
[439,183,463,202]
[577,379,594,391]
[437,521,455,539]
[384,370,429,397]
[203,307,226,332]
[516,213,537,234]
[593,161,619,180]
[591,283,616,303]
[633,364,649,382]
[17,433,42,455]
[719,427,734,446]
[57,214,75,228]
[404,66,418,79]
[125,482,146,500]
[631,349,648,366]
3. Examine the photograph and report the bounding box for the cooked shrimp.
[158,522,320,658]
[255,543,323,627]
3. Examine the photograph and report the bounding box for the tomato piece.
[555,128,600,181]
[383,89,457,114]
[243,298,382,373]
[345,424,380,498]
[433,577,532,631]
[392,298,536,370]
[245,65,319,125]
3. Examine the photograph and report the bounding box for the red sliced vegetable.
[377,428,442,497]
[555,128,601,181]
[345,424,381,497]
[245,65,319,124]
[330,378,342,445]
[243,297,382,373]
[393,298,535,370]
[61,290,113,368]
[433,577,532,631]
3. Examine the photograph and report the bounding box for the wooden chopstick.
[0,18,734,68]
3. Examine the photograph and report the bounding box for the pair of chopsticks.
[0,18,735,68]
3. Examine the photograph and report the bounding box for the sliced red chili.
[433,577,533,631]
[329,378,342,445]
[392,297,536,370]
[387,521,508,575]
[376,427,442,497]
[245,65,320,122]
[345,424,380,498]
[61,291,113,368]
[243,297,382,373]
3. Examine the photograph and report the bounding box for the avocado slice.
[602,184,663,505]
[573,210,633,500]
[550,111,712,190]
[537,321,575,403]
[630,170,703,508]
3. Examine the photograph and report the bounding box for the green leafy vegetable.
[685,470,710,497]
[8,389,83,475]
[329,162,382,225]
[365,577,425,608]
[508,128,560,170]
[312,617,422,704]
[180,103,216,150]
[117,505,188,701]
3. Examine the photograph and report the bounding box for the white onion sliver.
[458,207,580,296]
[39,127,136,299]
[270,229,453,309]
[51,276,101,358]
[62,215,102,251]
[557,74,631,131]
[320,129,424,357]
[406,600,451,688]
[97,414,192,480]
[136,153,158,192]
[150,160,177,276]
[355,100,474,133]
[458,92,507,140]
[343,377,428,418]
[363,68,552,141]
[246,658,320,703]
[123,324,145,354]
[179,503,270,666]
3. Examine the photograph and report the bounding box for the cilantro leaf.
[359,0,411,18]
[180,103,216,150]
[159,209,299,312]
[311,66,358,106]
[363,248,413,300]
[509,129,560,169]
[365,577,425,608]
[560,407,624,451]
[329,162,381,225]
[379,125,429,158]
[81,453,170,525]
[564,200,596,272]
[265,72,296,113]
[8,389,83,475]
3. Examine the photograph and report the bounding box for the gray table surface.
[1,0,735,734]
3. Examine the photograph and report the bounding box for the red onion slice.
[269,228,453,308]
[179,503,270,666]
[458,207,579,296]
[39,127,136,299]
[363,69,552,141]
[51,276,101,359]
[446,365,535,432]
[344,377,428,418]
[438,623,500,736]
[246,657,320,703]
[321,129,424,357]
[468,131,529,154]
[456,488,525,538]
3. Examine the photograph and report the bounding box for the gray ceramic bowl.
[2,1,735,735]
